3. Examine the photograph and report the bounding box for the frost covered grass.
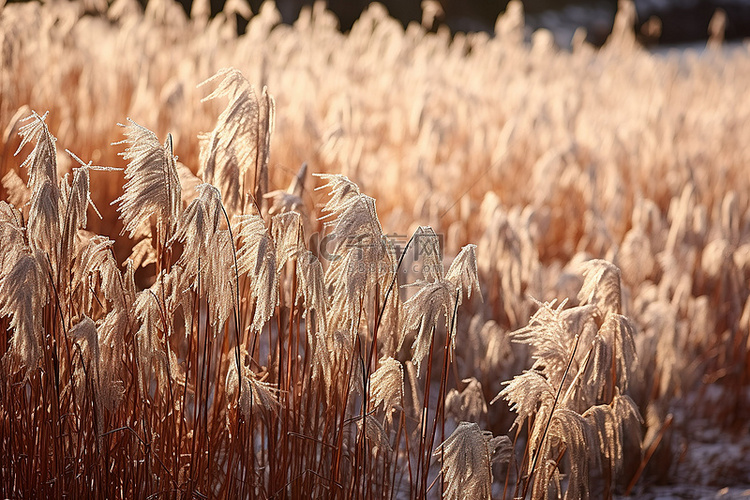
[1,0,750,497]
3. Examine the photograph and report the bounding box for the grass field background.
[1,0,749,497]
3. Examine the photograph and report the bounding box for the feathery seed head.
[27,178,61,263]
[0,252,47,376]
[445,243,482,303]
[172,184,236,330]
[493,369,555,432]
[401,279,455,375]
[0,202,26,276]
[445,377,488,423]
[358,414,392,454]
[272,211,303,273]
[113,119,182,244]
[15,111,58,194]
[199,68,275,215]
[414,226,443,282]
[314,173,361,217]
[578,259,622,318]
[236,214,278,331]
[369,357,404,424]
[226,349,280,421]
[434,422,508,500]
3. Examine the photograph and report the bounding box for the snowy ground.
[622,384,750,499]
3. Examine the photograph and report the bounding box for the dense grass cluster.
[1,0,749,498]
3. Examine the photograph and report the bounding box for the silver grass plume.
[60,158,93,283]
[226,347,280,422]
[598,313,638,393]
[314,173,361,217]
[0,251,48,376]
[27,178,61,266]
[95,308,127,411]
[113,119,181,246]
[493,369,555,432]
[264,162,307,216]
[445,244,482,305]
[443,243,482,351]
[320,179,393,331]
[582,392,642,480]
[400,278,455,375]
[434,422,512,500]
[296,250,331,386]
[73,236,125,314]
[172,184,223,265]
[402,230,480,370]
[330,325,365,395]
[15,111,57,194]
[512,303,604,412]
[122,258,137,307]
[172,184,235,330]
[60,151,117,288]
[369,356,404,425]
[272,211,303,273]
[326,194,385,261]
[509,299,576,388]
[205,229,237,330]
[324,251,376,332]
[199,68,275,215]
[445,377,488,423]
[358,413,392,454]
[16,114,61,268]
[133,278,176,396]
[101,260,137,386]
[235,214,278,332]
[529,408,598,500]
[0,202,25,276]
[578,259,622,318]
[68,316,107,443]
[562,330,611,411]
[414,226,443,283]
[169,261,196,339]
[296,250,327,334]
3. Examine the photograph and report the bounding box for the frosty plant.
[0,69,512,499]
[492,260,642,499]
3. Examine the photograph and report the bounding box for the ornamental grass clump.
[0,74,505,499]
[3,0,750,496]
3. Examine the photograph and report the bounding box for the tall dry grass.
[2,0,750,497]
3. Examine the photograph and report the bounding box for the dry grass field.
[1,0,750,498]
